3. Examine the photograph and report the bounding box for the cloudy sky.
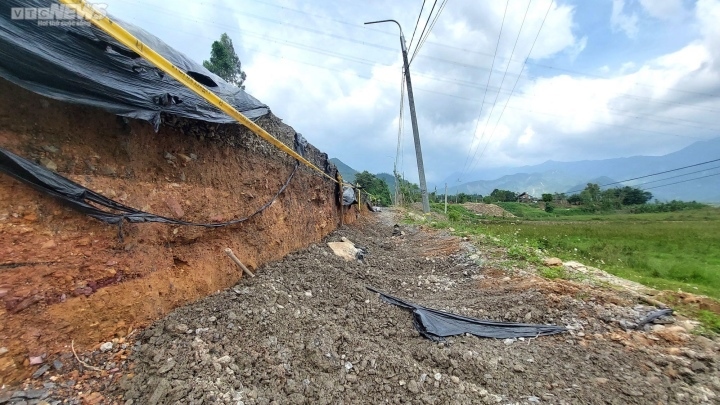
[100,0,720,187]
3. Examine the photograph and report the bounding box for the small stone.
[543,257,563,266]
[407,380,419,394]
[177,153,192,163]
[164,197,184,218]
[513,364,525,373]
[32,365,50,379]
[189,153,198,160]
[29,356,43,365]
[164,152,176,161]
[42,145,59,154]
[503,338,515,345]
[0,347,8,355]
[450,376,460,384]
[174,323,188,334]
[344,361,353,371]
[40,158,57,171]
[678,367,694,376]
[690,361,707,373]
[434,372,442,381]
[157,359,176,374]
[593,377,608,384]
[41,240,56,249]
[304,291,312,297]
[524,312,532,321]
[100,342,113,352]
[52,360,63,371]
[208,316,217,323]
[217,355,233,365]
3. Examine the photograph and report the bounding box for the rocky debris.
[41,145,59,154]
[543,257,563,266]
[164,197,184,218]
[101,210,720,404]
[99,342,113,352]
[461,202,515,218]
[326,237,359,262]
[1,336,135,404]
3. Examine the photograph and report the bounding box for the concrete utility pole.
[365,19,430,213]
[444,183,448,214]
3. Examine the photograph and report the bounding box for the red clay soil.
[0,78,355,385]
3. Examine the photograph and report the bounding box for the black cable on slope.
[0,147,299,230]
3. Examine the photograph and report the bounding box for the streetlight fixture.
[364,19,430,213]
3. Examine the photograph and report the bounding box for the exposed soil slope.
[0,78,351,385]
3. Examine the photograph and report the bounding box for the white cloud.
[92,0,720,185]
[610,0,639,38]
[639,0,687,20]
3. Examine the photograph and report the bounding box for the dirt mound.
[462,202,515,218]
[11,210,715,403]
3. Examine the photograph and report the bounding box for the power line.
[112,2,720,147]
[631,165,720,187]
[463,0,534,180]
[408,0,426,52]
[123,0,720,116]
[459,0,509,177]
[409,0,438,60]
[640,172,720,191]
[188,0,720,101]
[467,0,553,176]
[565,157,720,194]
[410,0,449,64]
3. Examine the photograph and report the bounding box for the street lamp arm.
[364,20,406,51]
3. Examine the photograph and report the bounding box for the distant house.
[517,192,536,203]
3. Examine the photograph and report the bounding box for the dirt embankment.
[0,78,353,385]
[9,209,715,404]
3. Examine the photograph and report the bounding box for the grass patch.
[417,204,720,301]
[696,310,720,334]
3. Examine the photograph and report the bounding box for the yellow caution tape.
[59,0,337,184]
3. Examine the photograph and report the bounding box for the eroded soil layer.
[0,78,348,384]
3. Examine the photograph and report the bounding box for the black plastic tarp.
[0,147,295,228]
[343,187,356,206]
[0,0,268,130]
[367,287,567,341]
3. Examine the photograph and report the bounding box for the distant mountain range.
[331,137,720,202]
[442,137,720,202]
[329,158,357,183]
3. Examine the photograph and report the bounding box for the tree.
[355,171,392,206]
[567,194,583,205]
[541,193,553,203]
[488,189,517,202]
[394,172,421,205]
[203,33,247,88]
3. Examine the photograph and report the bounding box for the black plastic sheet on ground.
[0,147,295,229]
[0,0,269,130]
[367,287,567,341]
